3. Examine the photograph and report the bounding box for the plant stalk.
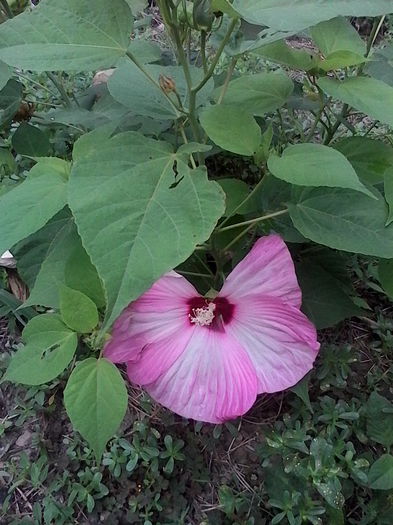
[0,0,13,18]
[217,209,288,233]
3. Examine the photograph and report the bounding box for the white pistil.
[189,302,216,327]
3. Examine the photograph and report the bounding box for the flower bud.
[159,74,176,94]
[193,0,214,31]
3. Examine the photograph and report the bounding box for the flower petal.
[143,327,258,423]
[104,271,197,363]
[220,234,302,308]
[226,295,319,393]
[126,327,196,385]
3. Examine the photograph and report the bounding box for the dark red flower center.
[187,296,235,328]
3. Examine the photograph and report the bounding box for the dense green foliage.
[0,0,393,522]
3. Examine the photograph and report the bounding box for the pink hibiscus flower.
[104,234,320,423]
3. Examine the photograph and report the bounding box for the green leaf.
[232,0,393,31]
[384,167,393,225]
[333,137,393,185]
[369,455,393,490]
[288,187,393,257]
[60,287,99,334]
[296,261,360,329]
[0,60,12,91]
[318,77,393,128]
[320,51,367,71]
[219,72,293,116]
[253,40,317,71]
[124,0,148,14]
[14,208,71,289]
[291,374,313,412]
[379,259,393,298]
[311,16,366,70]
[212,0,240,17]
[365,44,393,87]
[217,179,254,216]
[0,147,15,174]
[23,219,80,308]
[108,59,213,120]
[366,392,393,448]
[127,40,161,64]
[68,131,225,331]
[3,314,78,386]
[200,105,261,156]
[0,0,132,72]
[0,159,69,255]
[12,123,50,157]
[0,79,22,125]
[268,144,374,197]
[65,245,106,309]
[64,358,128,461]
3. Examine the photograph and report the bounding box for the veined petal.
[226,295,319,393]
[220,235,302,308]
[126,326,196,385]
[104,271,197,363]
[144,327,258,423]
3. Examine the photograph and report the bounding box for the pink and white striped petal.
[104,272,197,364]
[144,327,258,423]
[220,235,302,308]
[225,295,319,393]
[126,326,196,385]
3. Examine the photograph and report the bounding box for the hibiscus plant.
[1,0,393,461]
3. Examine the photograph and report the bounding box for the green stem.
[46,72,72,108]
[0,0,13,18]
[17,72,59,98]
[192,18,238,94]
[366,15,386,57]
[201,31,208,74]
[217,57,238,105]
[194,252,214,277]
[170,24,202,142]
[178,270,212,278]
[179,123,197,169]
[222,223,255,252]
[216,209,288,233]
[323,103,349,145]
[306,101,325,142]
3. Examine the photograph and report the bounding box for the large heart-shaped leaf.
[333,137,393,185]
[232,0,393,31]
[3,314,78,386]
[14,209,72,288]
[23,219,80,309]
[254,41,317,71]
[318,77,393,128]
[0,0,132,72]
[68,132,225,331]
[311,17,366,70]
[268,144,374,197]
[0,159,69,255]
[108,59,214,120]
[200,105,261,156]
[64,358,128,461]
[288,187,393,257]
[220,72,293,116]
